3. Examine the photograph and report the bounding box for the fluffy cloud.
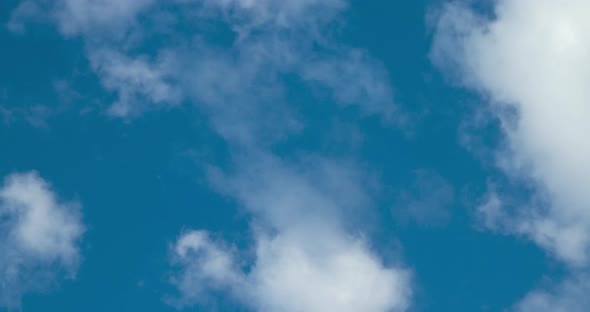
[0,172,84,308]
[170,155,412,312]
[432,0,590,310]
[433,0,590,266]
[512,274,590,312]
[172,229,410,312]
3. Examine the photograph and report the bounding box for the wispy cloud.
[88,49,183,117]
[7,0,154,36]
[0,172,84,308]
[9,0,412,309]
[9,0,398,123]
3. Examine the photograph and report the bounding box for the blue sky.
[1,0,589,311]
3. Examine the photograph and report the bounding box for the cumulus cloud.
[432,0,590,266]
[171,228,410,312]
[170,155,412,312]
[0,172,84,308]
[432,0,590,309]
[170,230,245,303]
[512,274,590,312]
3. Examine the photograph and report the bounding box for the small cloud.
[88,49,183,118]
[475,188,506,232]
[5,0,43,33]
[513,273,590,312]
[0,171,84,308]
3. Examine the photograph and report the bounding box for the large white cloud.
[170,155,412,312]
[432,0,590,310]
[0,172,84,308]
[433,0,590,266]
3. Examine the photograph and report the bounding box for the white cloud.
[0,172,84,308]
[250,232,409,312]
[170,230,246,304]
[89,49,183,117]
[170,155,412,312]
[432,0,590,266]
[432,0,590,310]
[512,274,590,312]
[206,153,373,229]
[172,228,411,312]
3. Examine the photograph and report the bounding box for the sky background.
[0,0,587,311]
